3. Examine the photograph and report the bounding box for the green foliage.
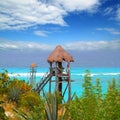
[102,78,120,120]
[9,78,31,93]
[1,69,120,120]
[8,86,21,103]
[108,78,116,90]
[0,70,10,88]
[27,104,45,120]
[66,96,82,120]
[118,75,120,90]
[0,107,8,120]
[19,92,43,110]
[68,70,120,120]
[44,91,68,120]
[14,91,66,120]
[102,91,120,120]
[95,78,102,99]
[68,94,99,120]
[82,69,93,97]
[0,101,8,120]
[44,92,58,120]
[14,93,45,120]
[67,70,98,120]
[0,70,10,95]
[7,78,32,103]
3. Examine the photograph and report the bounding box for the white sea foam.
[71,73,120,77]
[8,72,45,77]
[72,73,99,77]
[8,72,120,78]
[101,73,120,76]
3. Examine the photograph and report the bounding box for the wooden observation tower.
[29,63,37,87]
[47,45,74,101]
[35,45,74,101]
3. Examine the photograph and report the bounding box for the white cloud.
[103,5,120,22]
[52,0,100,12]
[0,38,120,51]
[0,0,100,30]
[64,40,120,50]
[116,7,120,21]
[103,7,113,15]
[97,28,120,35]
[0,0,66,30]
[34,30,50,37]
[0,39,54,51]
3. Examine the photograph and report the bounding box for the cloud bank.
[0,38,120,51]
[97,27,120,35]
[64,40,120,50]
[0,39,54,51]
[0,0,100,30]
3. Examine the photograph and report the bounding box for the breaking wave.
[8,72,45,77]
[8,72,120,77]
[71,72,120,77]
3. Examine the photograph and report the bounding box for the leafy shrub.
[44,92,59,120]
[14,92,45,120]
[68,71,120,120]
[82,70,94,97]
[0,101,8,120]
[0,70,10,95]
[0,70,10,88]
[102,79,120,119]
[19,91,43,110]
[7,78,32,103]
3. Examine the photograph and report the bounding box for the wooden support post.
[63,82,69,98]
[50,63,52,74]
[30,67,36,86]
[58,62,62,94]
[49,77,51,93]
[68,62,71,101]
[55,62,58,91]
[49,63,52,93]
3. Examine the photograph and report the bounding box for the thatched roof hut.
[47,45,74,63]
[30,63,37,68]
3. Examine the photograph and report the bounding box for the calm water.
[0,67,120,98]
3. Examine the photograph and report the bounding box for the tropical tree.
[82,70,94,97]
[102,78,120,119]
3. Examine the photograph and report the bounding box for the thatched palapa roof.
[30,63,37,68]
[47,45,74,63]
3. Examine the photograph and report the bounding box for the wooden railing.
[34,72,52,93]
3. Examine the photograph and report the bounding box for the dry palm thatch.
[30,63,37,68]
[47,45,74,63]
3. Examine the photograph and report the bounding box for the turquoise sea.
[0,67,120,98]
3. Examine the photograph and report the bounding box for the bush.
[0,101,8,120]
[19,92,43,110]
[68,71,120,120]
[0,70,10,87]
[102,79,120,119]
[14,92,45,120]
[7,78,32,103]
[0,70,10,95]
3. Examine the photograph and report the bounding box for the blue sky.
[0,0,120,67]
